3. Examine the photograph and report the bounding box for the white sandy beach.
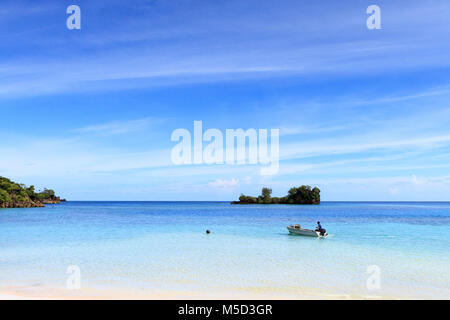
[0,284,389,300]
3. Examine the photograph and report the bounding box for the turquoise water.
[1,201,449,298]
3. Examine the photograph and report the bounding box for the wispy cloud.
[1,1,450,98]
[71,117,164,136]
[279,124,346,136]
[208,178,240,189]
[2,0,450,201]
[280,134,450,161]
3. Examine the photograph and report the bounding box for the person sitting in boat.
[315,221,325,234]
[316,221,327,236]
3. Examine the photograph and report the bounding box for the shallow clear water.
[1,201,449,298]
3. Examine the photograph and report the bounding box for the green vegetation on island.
[0,176,65,208]
[231,186,320,205]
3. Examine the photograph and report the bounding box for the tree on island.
[0,176,65,208]
[232,185,320,205]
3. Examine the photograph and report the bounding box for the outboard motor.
[315,227,327,236]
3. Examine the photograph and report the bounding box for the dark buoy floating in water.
[206,229,211,234]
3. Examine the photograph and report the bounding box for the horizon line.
[52,200,450,203]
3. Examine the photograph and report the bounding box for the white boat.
[287,224,328,237]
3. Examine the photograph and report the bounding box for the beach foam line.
[0,293,46,300]
[1,284,393,300]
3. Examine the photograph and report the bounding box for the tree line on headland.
[231,185,320,205]
[0,176,65,208]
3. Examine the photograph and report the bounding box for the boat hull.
[287,226,327,237]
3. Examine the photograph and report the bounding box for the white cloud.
[208,178,240,189]
[388,186,399,195]
[242,176,252,184]
[279,124,346,136]
[1,1,450,98]
[71,117,164,136]
[279,134,450,161]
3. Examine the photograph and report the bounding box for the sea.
[1,201,449,298]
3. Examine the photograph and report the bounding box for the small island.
[231,185,320,205]
[0,176,65,208]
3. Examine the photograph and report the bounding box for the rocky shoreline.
[232,186,320,205]
[0,176,65,209]
[0,197,66,208]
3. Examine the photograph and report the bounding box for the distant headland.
[0,176,65,208]
[231,186,320,205]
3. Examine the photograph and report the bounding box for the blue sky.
[1,0,450,200]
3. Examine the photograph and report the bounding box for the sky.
[1,0,450,201]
